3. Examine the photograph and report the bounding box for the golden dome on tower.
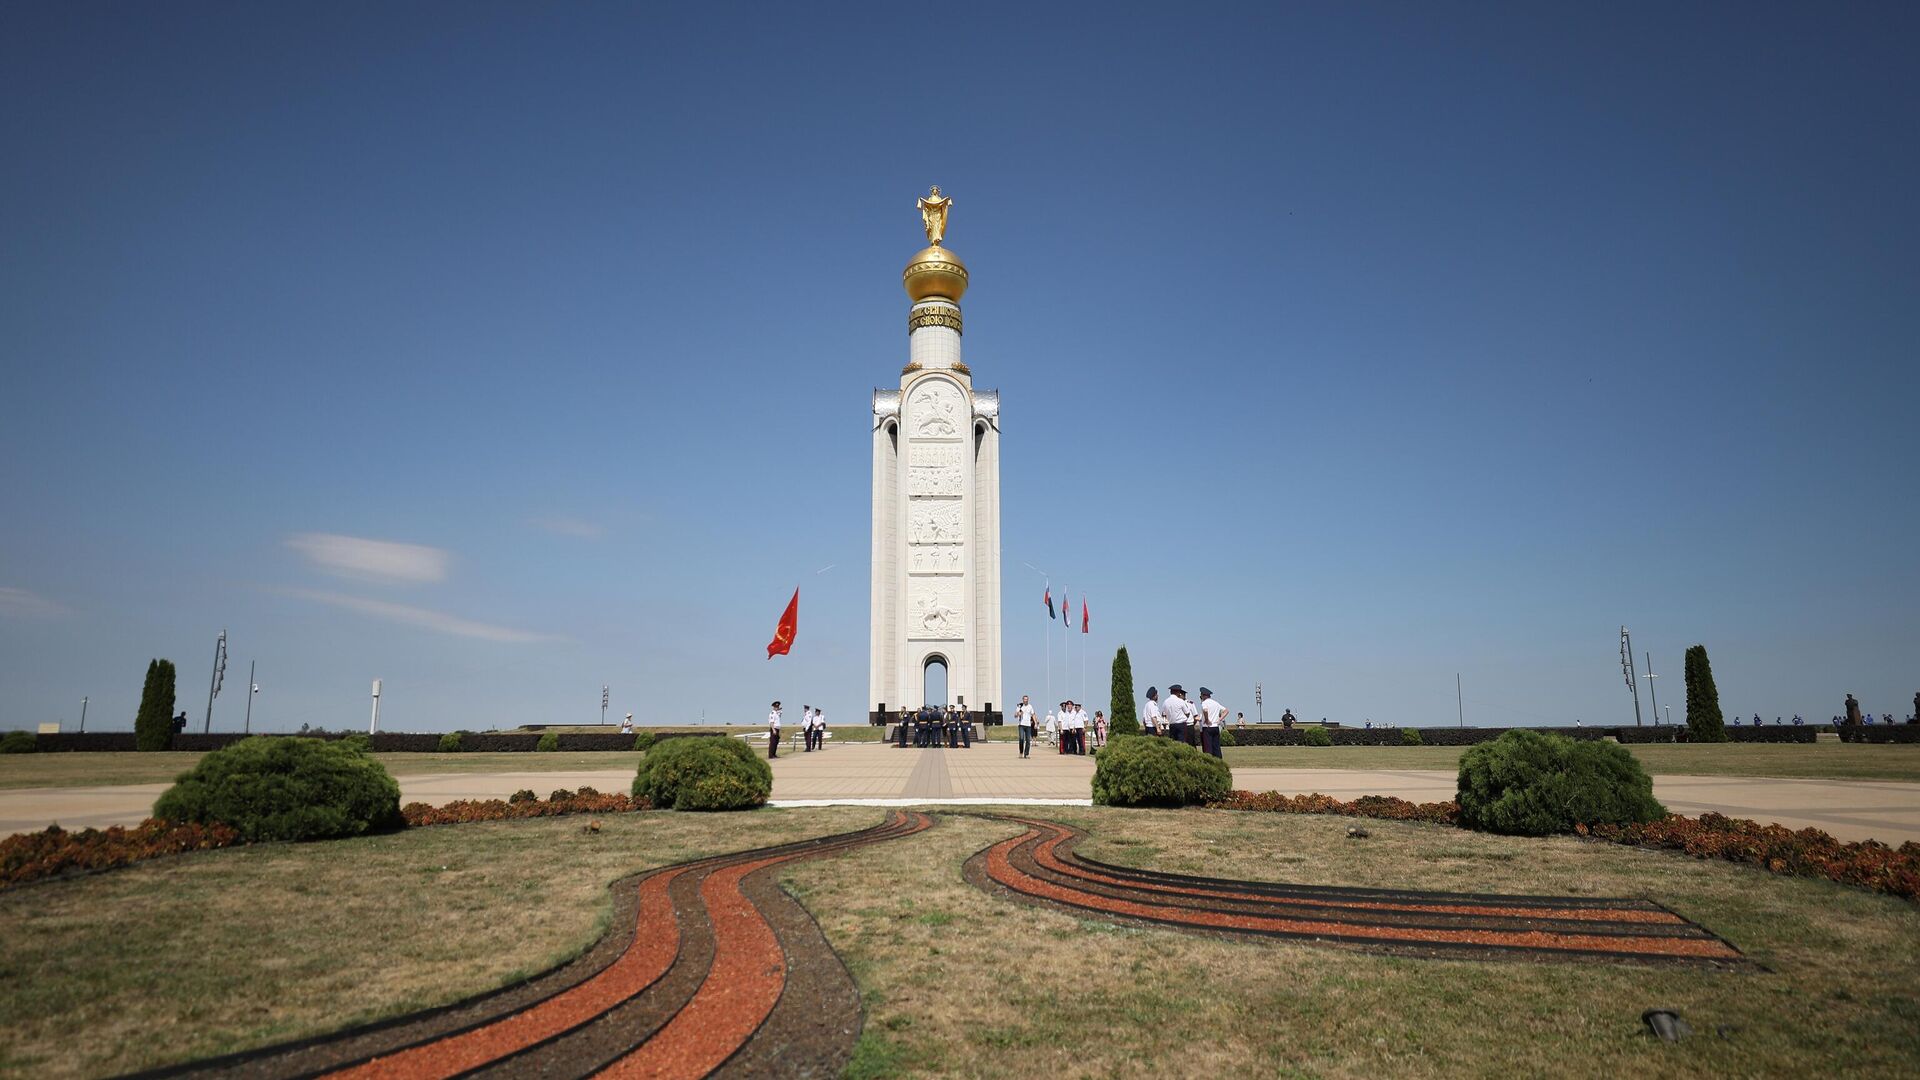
[903,245,969,302]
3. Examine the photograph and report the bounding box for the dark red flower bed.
[1207,789,1461,824]
[1584,813,1920,901]
[401,789,649,826]
[1208,789,1920,902]
[1,819,241,887]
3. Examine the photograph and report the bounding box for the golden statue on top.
[917,185,953,246]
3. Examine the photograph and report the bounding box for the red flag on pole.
[1081,595,1089,633]
[1043,586,1054,619]
[766,588,799,658]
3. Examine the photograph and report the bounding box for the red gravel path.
[975,816,1745,965]
[311,811,932,1080]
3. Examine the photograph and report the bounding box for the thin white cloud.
[529,516,606,540]
[281,588,553,643]
[286,533,449,584]
[0,586,65,617]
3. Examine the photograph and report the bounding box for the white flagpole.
[1044,583,1051,713]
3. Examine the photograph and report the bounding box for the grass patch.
[3,805,1917,1078]
[1223,742,1920,782]
[0,751,652,790]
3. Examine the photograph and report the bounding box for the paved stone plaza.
[4,740,1918,845]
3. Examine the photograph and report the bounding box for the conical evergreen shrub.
[1108,645,1140,736]
[1684,644,1727,742]
[134,659,177,752]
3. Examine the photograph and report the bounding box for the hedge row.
[1220,724,1822,746]
[19,730,730,753]
[1836,727,1920,744]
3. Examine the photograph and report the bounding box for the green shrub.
[1221,728,1237,747]
[1401,728,1424,746]
[1455,729,1665,837]
[134,658,178,752]
[632,736,771,811]
[633,731,656,752]
[549,787,573,802]
[437,732,463,753]
[153,737,403,842]
[536,732,560,752]
[1108,646,1141,737]
[340,733,371,754]
[509,788,537,804]
[1684,644,1727,742]
[576,785,599,797]
[1304,726,1333,747]
[0,731,37,754]
[1091,735,1233,808]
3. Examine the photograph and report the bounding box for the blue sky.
[2,2,1915,733]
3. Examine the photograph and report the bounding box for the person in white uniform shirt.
[1164,685,1190,744]
[1142,687,1163,736]
[1197,687,1227,758]
[1044,708,1058,749]
[767,701,782,758]
[1015,695,1036,758]
[1070,701,1088,755]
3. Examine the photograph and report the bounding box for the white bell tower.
[869,187,1003,723]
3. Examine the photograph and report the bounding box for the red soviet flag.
[1081,595,1089,633]
[767,588,799,658]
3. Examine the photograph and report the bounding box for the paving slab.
[3,742,1916,847]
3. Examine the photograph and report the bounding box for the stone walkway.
[4,740,1918,846]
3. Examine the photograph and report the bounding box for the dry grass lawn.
[0,751,651,790]
[1224,741,1920,782]
[2,806,1917,1078]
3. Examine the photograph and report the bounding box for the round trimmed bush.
[437,732,463,753]
[633,731,656,752]
[1304,726,1333,747]
[1,731,37,754]
[632,736,770,811]
[1456,729,1665,836]
[153,736,403,842]
[1091,734,1232,808]
[536,732,560,752]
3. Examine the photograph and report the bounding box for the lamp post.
[1664,704,1672,726]
[244,662,257,733]
[1255,682,1263,724]
[204,629,228,733]
[602,685,609,727]
[1619,626,1643,726]
[1643,652,1660,730]
[80,695,88,733]
[369,678,382,734]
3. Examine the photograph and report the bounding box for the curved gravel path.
[965,814,1747,967]
[139,810,932,1080]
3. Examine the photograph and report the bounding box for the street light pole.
[1457,673,1464,728]
[1643,652,1660,728]
[1620,626,1643,727]
[244,661,257,733]
[602,685,609,727]
[369,679,382,734]
[80,695,88,733]
[203,629,227,733]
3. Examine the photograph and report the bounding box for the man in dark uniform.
[957,704,972,747]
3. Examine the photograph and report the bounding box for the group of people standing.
[896,703,974,748]
[1009,696,1105,757]
[764,701,828,758]
[1141,684,1229,758]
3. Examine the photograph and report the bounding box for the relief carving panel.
[908,381,965,440]
[908,578,965,640]
[908,502,963,545]
[909,545,965,574]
